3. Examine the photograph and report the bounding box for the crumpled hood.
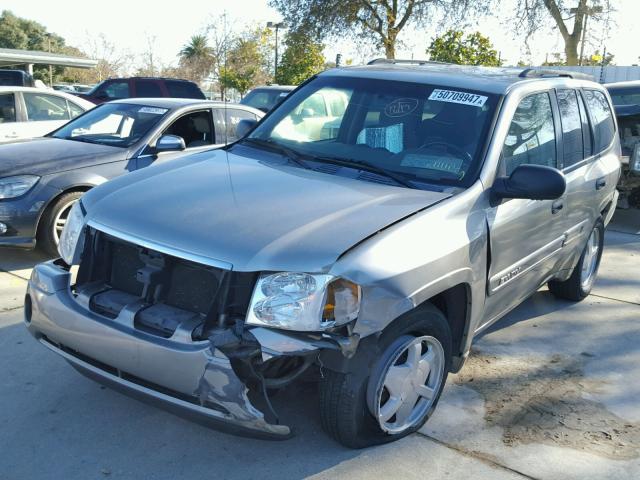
[84,148,451,272]
[0,137,126,177]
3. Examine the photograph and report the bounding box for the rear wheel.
[319,305,451,448]
[37,191,83,257]
[548,218,604,301]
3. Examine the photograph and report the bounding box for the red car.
[77,77,206,104]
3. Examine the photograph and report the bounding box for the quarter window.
[502,92,557,175]
[23,93,71,121]
[583,90,615,154]
[557,89,583,167]
[0,93,16,123]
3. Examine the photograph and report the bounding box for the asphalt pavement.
[0,211,638,480]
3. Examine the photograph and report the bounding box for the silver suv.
[24,61,620,448]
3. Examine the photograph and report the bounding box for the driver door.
[482,91,567,328]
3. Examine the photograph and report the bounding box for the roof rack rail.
[367,58,451,66]
[519,68,594,81]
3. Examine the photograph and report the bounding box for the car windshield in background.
[51,103,169,148]
[608,87,640,106]
[245,76,498,187]
[241,88,290,111]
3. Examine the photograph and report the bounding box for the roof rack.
[519,68,594,81]
[367,58,451,66]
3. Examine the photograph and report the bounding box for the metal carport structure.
[0,48,97,75]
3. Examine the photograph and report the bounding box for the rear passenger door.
[0,92,19,142]
[558,88,618,265]
[483,91,567,326]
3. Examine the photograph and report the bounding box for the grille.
[75,227,256,339]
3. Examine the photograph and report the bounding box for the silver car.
[24,61,620,448]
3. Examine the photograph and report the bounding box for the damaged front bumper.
[25,261,333,440]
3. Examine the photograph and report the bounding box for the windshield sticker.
[139,106,168,115]
[428,89,487,107]
[401,154,464,174]
[384,98,419,117]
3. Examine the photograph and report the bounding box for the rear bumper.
[25,261,297,439]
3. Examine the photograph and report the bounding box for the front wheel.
[319,305,451,448]
[548,217,604,301]
[37,191,83,257]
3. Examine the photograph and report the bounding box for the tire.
[319,304,452,448]
[37,191,83,257]
[548,217,605,301]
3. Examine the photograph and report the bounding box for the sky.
[2,0,640,68]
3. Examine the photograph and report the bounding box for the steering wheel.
[421,141,473,164]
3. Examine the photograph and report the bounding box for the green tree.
[513,0,614,66]
[275,31,326,85]
[219,31,271,97]
[179,34,214,83]
[270,0,491,59]
[427,30,501,66]
[0,10,67,82]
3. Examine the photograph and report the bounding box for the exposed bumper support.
[25,261,298,439]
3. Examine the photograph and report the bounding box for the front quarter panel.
[330,182,488,345]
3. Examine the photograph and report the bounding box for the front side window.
[557,89,583,167]
[0,93,16,123]
[583,90,616,154]
[502,92,557,175]
[97,80,130,100]
[246,76,499,187]
[164,110,213,148]
[24,93,71,122]
[51,103,169,148]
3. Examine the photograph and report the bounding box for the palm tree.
[179,35,214,84]
[179,35,214,62]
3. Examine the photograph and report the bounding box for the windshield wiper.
[240,138,309,169]
[313,155,415,188]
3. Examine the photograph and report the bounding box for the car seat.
[186,116,212,147]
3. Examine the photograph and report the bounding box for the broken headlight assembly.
[58,200,86,265]
[245,272,361,331]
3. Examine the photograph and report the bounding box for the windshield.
[608,87,640,106]
[51,103,169,148]
[245,76,498,187]
[241,88,290,112]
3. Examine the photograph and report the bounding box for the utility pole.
[267,21,285,81]
[46,34,53,87]
[570,4,603,66]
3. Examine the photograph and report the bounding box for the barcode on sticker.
[428,89,487,107]
[139,107,168,114]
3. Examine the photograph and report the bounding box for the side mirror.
[156,134,186,153]
[492,164,566,202]
[631,143,640,175]
[236,118,258,139]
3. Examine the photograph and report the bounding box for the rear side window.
[224,108,257,143]
[166,80,205,99]
[68,101,84,118]
[583,90,615,154]
[557,89,583,167]
[502,92,557,175]
[577,93,593,158]
[136,80,163,97]
[0,93,16,122]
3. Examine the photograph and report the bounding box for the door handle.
[551,200,564,214]
[596,177,607,190]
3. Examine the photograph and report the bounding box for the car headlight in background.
[58,201,86,265]
[0,175,39,199]
[246,272,361,331]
